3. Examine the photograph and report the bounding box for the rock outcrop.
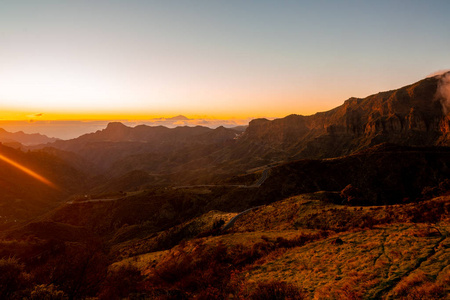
[240,73,450,159]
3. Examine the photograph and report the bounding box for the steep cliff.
[240,72,450,159]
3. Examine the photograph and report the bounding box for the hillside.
[104,192,449,299]
[2,174,449,299]
[251,143,450,206]
[0,144,87,224]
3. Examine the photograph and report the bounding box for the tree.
[0,257,29,299]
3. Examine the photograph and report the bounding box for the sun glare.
[0,153,57,189]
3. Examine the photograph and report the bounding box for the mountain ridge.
[239,74,450,161]
[0,128,58,145]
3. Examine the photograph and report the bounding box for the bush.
[249,281,305,300]
[98,264,144,300]
[33,242,108,299]
[213,219,225,230]
[421,186,439,199]
[0,257,29,299]
[340,184,364,205]
[28,284,66,300]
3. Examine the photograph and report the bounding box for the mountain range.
[29,72,450,187]
[1,72,450,299]
[0,128,58,146]
[0,72,448,216]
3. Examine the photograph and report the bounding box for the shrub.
[438,179,450,193]
[98,264,144,300]
[340,184,364,205]
[0,257,29,299]
[421,186,439,199]
[248,281,305,300]
[34,242,108,299]
[28,284,66,300]
[213,219,225,230]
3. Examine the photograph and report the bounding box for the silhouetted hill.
[44,124,240,177]
[0,128,58,145]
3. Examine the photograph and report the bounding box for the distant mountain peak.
[106,122,128,129]
[167,115,190,121]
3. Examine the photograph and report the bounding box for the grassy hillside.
[107,193,450,299]
[1,188,448,299]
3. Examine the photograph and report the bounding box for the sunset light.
[0,153,57,189]
[1,1,448,123]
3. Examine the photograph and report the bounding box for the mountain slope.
[247,143,450,206]
[0,144,86,223]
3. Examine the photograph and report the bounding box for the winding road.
[68,168,271,205]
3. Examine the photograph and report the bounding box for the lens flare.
[0,154,58,189]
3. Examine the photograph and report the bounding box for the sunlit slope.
[111,193,449,299]
[243,223,449,299]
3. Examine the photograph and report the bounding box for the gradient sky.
[0,0,449,121]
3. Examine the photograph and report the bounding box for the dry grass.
[231,193,450,233]
[109,194,450,299]
[241,223,449,299]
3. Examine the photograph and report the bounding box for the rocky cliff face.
[240,73,450,159]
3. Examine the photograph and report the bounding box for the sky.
[0,0,449,124]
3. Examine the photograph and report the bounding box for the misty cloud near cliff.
[437,71,450,115]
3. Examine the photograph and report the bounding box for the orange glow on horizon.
[0,102,332,122]
[0,153,58,189]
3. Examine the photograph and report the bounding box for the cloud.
[427,69,450,78]
[437,71,450,115]
[27,113,44,122]
[26,113,43,118]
